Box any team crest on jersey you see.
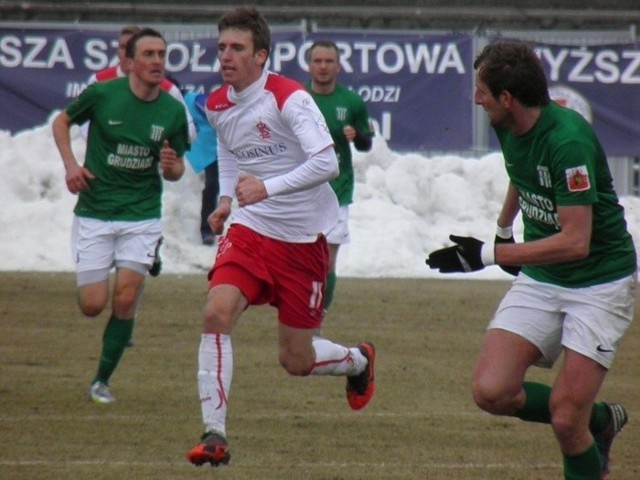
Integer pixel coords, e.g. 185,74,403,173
257,121,271,140
565,166,590,192
336,107,347,122
150,125,164,142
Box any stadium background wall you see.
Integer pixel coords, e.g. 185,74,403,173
1,1,639,195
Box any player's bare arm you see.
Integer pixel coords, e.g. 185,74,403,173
160,139,185,181
496,204,592,266
52,111,95,194
208,196,232,234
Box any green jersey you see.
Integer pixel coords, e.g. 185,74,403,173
66,77,189,221
496,102,636,287
307,83,373,205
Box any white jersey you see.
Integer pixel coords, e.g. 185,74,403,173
81,65,197,141
205,70,339,243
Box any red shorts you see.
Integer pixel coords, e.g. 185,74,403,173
208,224,328,329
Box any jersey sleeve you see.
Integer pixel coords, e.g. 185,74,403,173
167,102,190,157
281,89,334,157
551,137,599,206
66,83,101,126
262,91,338,196
352,96,374,138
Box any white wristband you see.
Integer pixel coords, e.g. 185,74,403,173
496,224,513,239
480,243,495,266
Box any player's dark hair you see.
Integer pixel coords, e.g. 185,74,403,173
473,41,550,107
218,7,271,59
125,27,166,59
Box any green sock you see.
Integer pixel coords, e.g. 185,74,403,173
563,442,601,480
588,402,610,434
515,381,552,424
516,382,609,435
324,271,337,310
93,315,134,385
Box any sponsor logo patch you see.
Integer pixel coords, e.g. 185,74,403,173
565,166,590,192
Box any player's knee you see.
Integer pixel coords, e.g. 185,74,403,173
549,397,583,443
202,306,234,333
471,379,511,414
77,276,109,316
550,411,582,445
279,354,313,376
113,289,139,315
78,297,106,317
202,290,242,333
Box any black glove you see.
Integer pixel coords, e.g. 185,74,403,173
494,233,521,276
426,235,486,273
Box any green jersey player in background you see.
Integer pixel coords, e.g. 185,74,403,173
306,40,374,314
52,27,189,404
427,40,636,480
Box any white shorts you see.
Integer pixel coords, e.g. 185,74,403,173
71,216,162,285
488,272,636,369
324,205,350,245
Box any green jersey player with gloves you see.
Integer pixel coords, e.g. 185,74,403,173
426,40,635,480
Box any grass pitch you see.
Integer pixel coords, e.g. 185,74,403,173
1,272,639,479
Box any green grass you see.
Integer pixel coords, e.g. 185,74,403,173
1,273,639,479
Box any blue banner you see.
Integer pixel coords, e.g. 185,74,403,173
296,33,474,152
537,42,640,157
0,26,473,152
2,26,639,155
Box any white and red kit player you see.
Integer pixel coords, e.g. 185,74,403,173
207,69,339,242
186,7,375,468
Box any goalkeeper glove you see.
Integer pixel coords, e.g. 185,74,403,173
426,235,493,273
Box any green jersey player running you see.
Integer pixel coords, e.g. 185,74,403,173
427,40,636,480
52,27,189,404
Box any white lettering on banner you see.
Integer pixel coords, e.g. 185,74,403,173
167,43,190,70
354,85,401,103
66,82,88,98
377,43,404,73
0,36,22,67
0,33,464,76
369,112,392,140
190,43,212,73
350,42,376,73
274,40,465,75
272,42,296,71
84,39,112,70
0,35,74,68
165,42,219,73
538,47,640,84
621,52,640,83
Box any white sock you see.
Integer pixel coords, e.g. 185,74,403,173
309,336,366,376
198,333,232,436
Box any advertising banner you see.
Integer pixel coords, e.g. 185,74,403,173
2,26,639,155
537,41,640,157
0,26,473,152
298,32,474,152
